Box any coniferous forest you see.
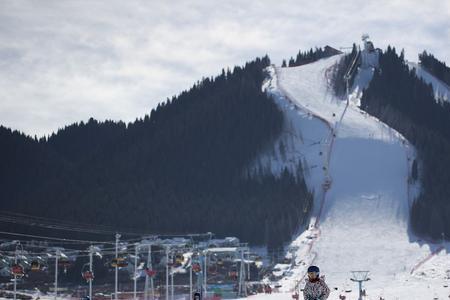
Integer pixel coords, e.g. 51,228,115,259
419,51,450,86
0,56,313,249
281,46,341,68
359,47,450,239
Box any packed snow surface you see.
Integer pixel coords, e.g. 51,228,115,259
256,56,450,299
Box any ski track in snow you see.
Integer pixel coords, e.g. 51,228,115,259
254,56,450,300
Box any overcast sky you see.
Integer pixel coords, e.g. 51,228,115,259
1,0,449,136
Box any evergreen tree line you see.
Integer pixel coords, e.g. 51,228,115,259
419,51,450,87
281,46,341,68
358,46,450,239
330,44,359,98
0,56,313,249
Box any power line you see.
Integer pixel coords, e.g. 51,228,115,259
0,212,214,238
0,212,145,236
1,211,120,230
0,230,115,244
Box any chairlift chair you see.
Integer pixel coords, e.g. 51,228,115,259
11,264,24,277
145,268,157,278
31,260,41,271
208,265,218,275
58,258,71,268
192,262,202,274
227,270,238,280
82,271,94,282
81,264,94,282
111,257,128,268
58,258,72,274
175,254,184,266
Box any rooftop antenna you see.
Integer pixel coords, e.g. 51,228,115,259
350,271,370,300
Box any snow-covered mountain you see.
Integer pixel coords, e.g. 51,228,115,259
254,55,450,299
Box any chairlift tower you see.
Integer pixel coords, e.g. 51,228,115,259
88,245,94,300
144,242,155,300
114,233,121,300
350,271,370,300
237,245,248,298
165,247,169,300
13,243,21,300
360,33,379,69
54,249,61,300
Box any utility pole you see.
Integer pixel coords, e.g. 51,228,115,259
115,233,121,300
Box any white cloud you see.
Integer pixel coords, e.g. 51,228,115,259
0,0,449,136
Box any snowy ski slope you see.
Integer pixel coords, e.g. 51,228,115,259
408,62,449,102
255,56,450,299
